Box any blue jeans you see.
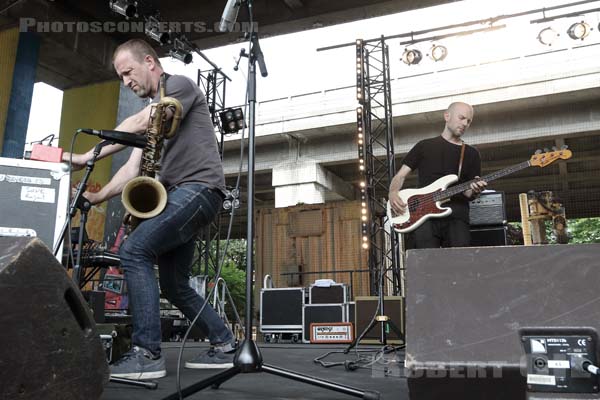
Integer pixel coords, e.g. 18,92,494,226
119,183,234,355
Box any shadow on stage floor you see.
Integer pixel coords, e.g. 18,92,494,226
101,342,406,400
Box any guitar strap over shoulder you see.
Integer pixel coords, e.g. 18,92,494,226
457,142,466,179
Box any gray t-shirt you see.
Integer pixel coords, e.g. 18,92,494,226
151,74,225,192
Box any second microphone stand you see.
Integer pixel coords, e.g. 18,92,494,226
162,4,379,399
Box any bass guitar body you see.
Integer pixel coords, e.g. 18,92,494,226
387,174,458,233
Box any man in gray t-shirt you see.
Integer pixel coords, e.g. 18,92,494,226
65,39,235,379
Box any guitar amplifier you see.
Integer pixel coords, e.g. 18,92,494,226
302,303,345,343
260,287,305,333
471,226,508,247
0,158,70,261
469,191,506,227
355,296,404,344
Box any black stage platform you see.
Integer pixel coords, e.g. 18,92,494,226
101,342,406,400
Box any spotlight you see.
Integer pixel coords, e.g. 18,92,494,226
567,21,591,40
401,48,422,65
145,16,171,45
428,44,447,62
537,27,559,46
170,49,193,64
169,38,193,64
219,108,245,134
109,0,138,19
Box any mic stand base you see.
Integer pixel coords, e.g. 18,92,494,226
162,339,380,400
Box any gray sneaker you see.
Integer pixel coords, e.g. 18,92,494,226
110,346,167,379
185,348,234,369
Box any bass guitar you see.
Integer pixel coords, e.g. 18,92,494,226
387,148,572,233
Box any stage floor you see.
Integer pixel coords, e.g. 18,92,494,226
101,342,406,400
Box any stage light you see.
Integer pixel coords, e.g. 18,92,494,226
537,27,559,46
401,48,422,65
109,0,138,19
145,16,171,45
428,44,447,61
567,21,591,40
170,48,193,64
219,108,246,134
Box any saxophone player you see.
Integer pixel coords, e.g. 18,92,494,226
64,39,235,378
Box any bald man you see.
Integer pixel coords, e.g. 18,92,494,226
388,102,487,248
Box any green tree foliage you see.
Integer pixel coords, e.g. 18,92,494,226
191,239,247,319
567,218,600,244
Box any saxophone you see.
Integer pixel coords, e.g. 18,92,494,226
121,74,183,224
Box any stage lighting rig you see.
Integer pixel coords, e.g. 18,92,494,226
537,27,559,46
428,44,447,61
219,108,245,133
145,16,171,45
109,0,138,19
567,21,591,40
223,189,241,211
401,48,422,65
169,38,193,64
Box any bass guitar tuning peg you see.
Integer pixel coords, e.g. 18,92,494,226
543,148,550,153
552,146,558,151
534,149,542,155
561,144,569,150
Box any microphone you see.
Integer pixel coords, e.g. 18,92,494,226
77,129,147,149
218,0,241,33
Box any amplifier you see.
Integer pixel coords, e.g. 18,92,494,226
469,191,506,227
302,303,345,343
309,283,348,304
355,296,404,344
471,226,507,247
0,158,70,261
260,287,305,333
309,322,354,344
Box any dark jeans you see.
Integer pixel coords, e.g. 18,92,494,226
119,183,233,355
413,218,471,249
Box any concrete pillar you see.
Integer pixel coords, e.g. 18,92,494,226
0,28,20,156
272,159,355,208
58,80,120,241
1,32,40,158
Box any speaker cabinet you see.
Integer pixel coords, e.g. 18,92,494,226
302,304,345,343
0,158,70,261
355,296,404,344
405,244,600,400
0,237,108,400
470,225,507,246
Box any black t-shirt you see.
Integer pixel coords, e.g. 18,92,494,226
401,135,481,223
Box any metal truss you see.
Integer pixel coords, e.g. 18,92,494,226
356,38,401,296
196,68,228,275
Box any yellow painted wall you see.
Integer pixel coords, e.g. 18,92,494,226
58,80,121,241
0,28,20,155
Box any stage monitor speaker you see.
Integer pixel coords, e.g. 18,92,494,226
355,296,404,344
0,237,108,400
405,244,600,400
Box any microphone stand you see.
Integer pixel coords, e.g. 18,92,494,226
162,2,379,399
55,140,112,287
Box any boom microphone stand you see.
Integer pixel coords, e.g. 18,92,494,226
162,3,379,399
